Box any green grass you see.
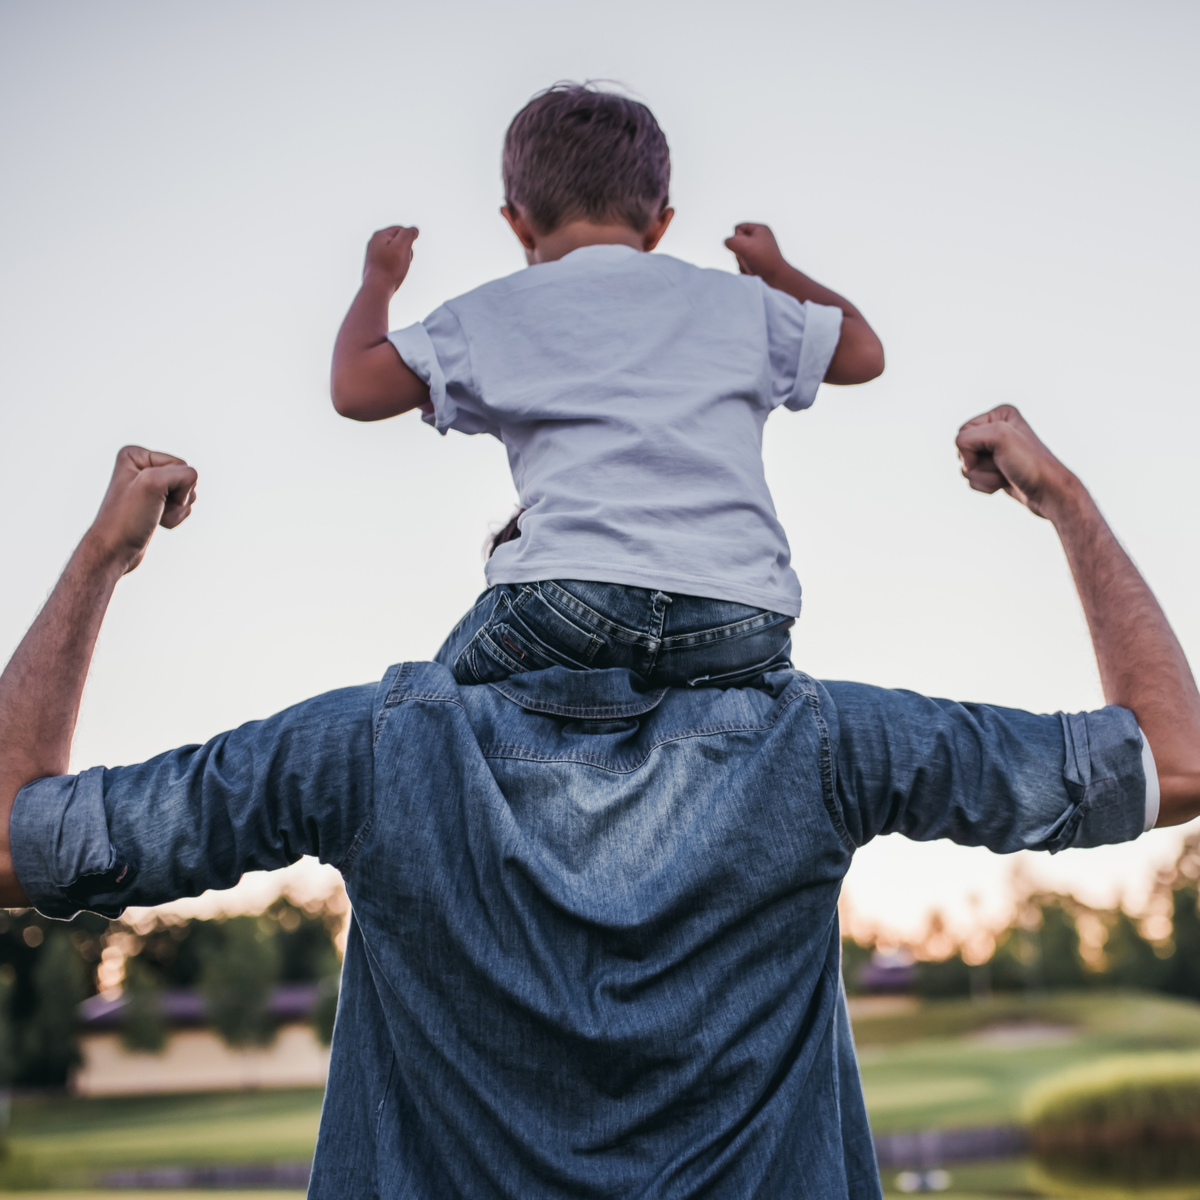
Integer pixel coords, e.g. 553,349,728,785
0,1088,323,1190
2,991,1199,1193
854,990,1200,1135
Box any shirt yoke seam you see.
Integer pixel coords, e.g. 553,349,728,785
479,686,811,774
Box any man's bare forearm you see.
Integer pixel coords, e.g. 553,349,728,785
957,406,1200,827
1046,478,1200,824
0,448,198,905
0,536,123,903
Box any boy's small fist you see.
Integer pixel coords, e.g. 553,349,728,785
725,223,786,282
363,225,419,291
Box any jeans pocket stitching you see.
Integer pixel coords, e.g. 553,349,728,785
486,622,592,673
539,582,645,644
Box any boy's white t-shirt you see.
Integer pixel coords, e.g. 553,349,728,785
389,244,843,616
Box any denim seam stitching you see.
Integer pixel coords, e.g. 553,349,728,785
539,583,655,647
660,613,788,649
383,662,415,709
480,686,810,773
374,1049,398,1137
395,691,466,707
470,635,530,678
484,692,669,719
485,617,594,673
336,814,375,874
808,691,856,853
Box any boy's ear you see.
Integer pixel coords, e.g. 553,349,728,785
501,205,538,252
642,207,675,253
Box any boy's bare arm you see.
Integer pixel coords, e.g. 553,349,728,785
331,226,431,421
725,224,885,386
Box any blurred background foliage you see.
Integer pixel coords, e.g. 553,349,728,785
0,897,342,1088
844,833,1200,1006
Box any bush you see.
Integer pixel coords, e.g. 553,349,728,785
120,958,167,1053
198,916,282,1047
1025,1051,1200,1150
915,952,972,999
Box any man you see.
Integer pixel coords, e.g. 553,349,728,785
1,407,1197,1199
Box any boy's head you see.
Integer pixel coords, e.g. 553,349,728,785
503,84,670,235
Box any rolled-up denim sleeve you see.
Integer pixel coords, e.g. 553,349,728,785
11,682,379,920
819,681,1146,853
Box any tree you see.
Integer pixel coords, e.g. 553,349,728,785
1162,886,1200,1000
269,899,340,983
915,952,972,999
1036,903,1087,991
1100,910,1168,991
19,929,86,1085
120,957,167,1053
198,916,282,1047
989,927,1034,992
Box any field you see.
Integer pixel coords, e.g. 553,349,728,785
0,1089,322,1192
4,990,1200,1193
856,989,1200,1134
856,990,1200,1197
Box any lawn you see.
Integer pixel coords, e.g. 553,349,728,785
3,991,1200,1193
0,1088,323,1191
857,989,1200,1197
854,989,1200,1134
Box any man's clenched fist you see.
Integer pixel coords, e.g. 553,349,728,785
956,405,1074,520
90,446,198,575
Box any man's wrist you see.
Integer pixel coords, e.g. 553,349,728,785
76,525,140,583
1039,468,1093,530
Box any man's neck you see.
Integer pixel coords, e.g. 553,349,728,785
528,220,644,264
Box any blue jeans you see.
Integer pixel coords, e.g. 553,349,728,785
435,580,795,688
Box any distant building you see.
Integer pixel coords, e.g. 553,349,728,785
857,947,916,995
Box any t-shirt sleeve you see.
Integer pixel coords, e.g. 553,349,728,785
819,680,1147,853
9,682,380,920
388,304,496,437
762,285,844,412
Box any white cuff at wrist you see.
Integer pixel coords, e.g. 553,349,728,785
1139,727,1160,832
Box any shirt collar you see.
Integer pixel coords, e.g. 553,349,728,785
487,667,667,719
557,243,641,264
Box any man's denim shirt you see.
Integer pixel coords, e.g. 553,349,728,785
12,664,1146,1199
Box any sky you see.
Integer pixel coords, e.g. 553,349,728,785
1,0,1198,944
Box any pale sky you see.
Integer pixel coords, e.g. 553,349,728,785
2,0,1198,943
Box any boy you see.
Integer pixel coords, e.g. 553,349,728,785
331,84,884,687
